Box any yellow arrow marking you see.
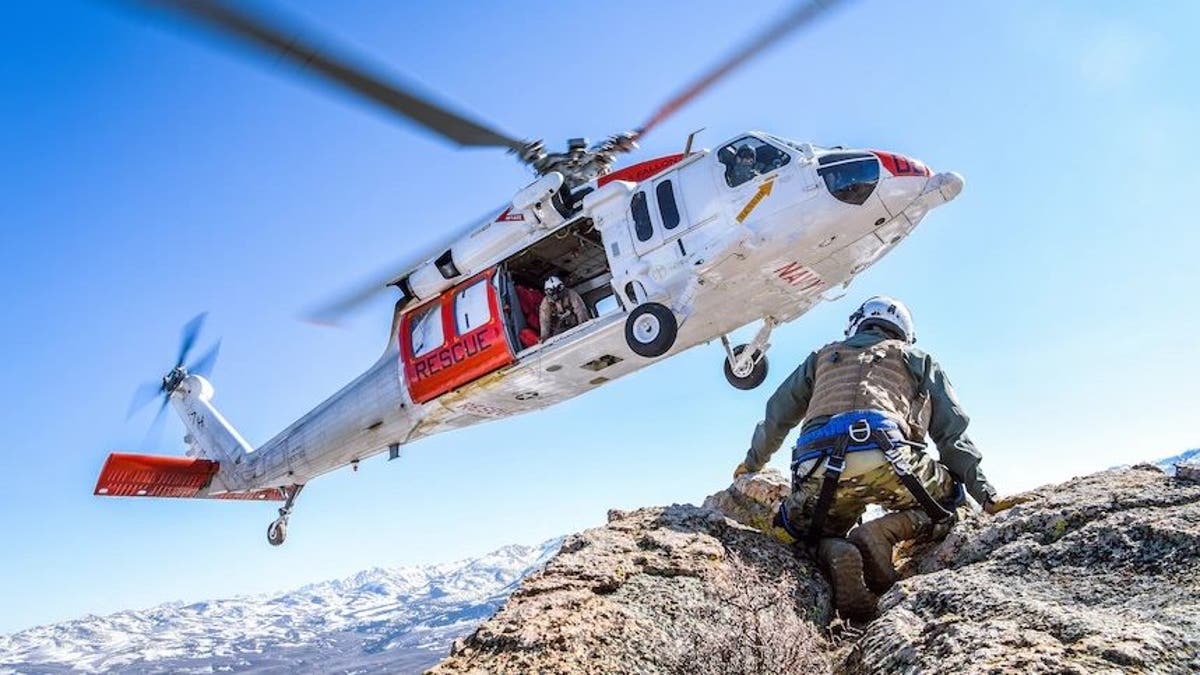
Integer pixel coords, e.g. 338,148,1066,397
736,179,775,223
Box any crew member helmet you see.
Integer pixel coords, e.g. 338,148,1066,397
544,275,565,295
845,295,916,343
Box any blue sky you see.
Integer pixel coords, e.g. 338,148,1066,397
1,1,1197,634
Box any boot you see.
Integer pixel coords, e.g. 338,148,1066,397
816,537,879,621
847,509,929,595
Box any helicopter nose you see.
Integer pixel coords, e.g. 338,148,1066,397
871,150,936,215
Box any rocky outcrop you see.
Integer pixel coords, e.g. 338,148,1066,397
849,463,1200,674
432,464,1200,674
430,504,833,674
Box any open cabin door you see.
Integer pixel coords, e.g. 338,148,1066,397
400,268,516,404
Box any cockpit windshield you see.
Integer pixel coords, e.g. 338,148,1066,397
718,137,791,188
817,153,880,205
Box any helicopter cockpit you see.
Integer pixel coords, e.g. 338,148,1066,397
718,136,792,188
815,151,881,205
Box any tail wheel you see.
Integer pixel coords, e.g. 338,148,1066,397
624,302,678,358
267,519,287,547
724,344,768,390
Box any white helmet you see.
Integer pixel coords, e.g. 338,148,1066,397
544,275,565,294
845,295,916,343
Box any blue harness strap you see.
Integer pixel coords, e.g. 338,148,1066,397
787,410,959,544
791,411,906,472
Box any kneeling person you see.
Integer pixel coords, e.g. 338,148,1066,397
734,296,999,619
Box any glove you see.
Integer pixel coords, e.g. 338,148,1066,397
733,462,753,479
983,493,1035,515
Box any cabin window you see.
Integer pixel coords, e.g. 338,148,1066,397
454,279,491,334
631,191,653,242
718,136,791,188
409,304,444,358
656,180,680,230
594,293,620,316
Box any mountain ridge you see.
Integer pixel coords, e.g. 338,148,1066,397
0,538,562,674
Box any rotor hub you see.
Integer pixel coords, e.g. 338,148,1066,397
162,366,188,395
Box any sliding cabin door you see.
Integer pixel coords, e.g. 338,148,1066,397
401,268,516,404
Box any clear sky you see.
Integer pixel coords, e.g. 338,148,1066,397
1,1,1197,635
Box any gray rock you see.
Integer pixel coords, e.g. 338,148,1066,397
848,465,1200,674
432,466,1200,674
429,503,832,674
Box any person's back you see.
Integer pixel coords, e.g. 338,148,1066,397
735,296,1006,620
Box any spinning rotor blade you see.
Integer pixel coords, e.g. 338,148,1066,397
188,340,221,378
177,311,207,367
633,0,848,140
303,207,501,326
142,397,172,451
129,0,527,151
127,381,165,420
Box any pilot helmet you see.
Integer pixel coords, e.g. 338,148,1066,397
845,295,916,343
544,275,565,296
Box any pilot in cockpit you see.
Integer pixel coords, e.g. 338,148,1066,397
728,144,759,187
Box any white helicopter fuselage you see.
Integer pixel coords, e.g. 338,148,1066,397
211,132,959,491
97,131,963,517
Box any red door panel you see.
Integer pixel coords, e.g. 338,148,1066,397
401,269,515,404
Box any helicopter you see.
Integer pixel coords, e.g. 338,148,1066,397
94,0,964,546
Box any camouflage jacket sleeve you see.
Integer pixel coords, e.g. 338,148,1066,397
743,352,818,471
910,350,998,505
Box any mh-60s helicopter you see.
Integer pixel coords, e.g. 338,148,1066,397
95,0,964,545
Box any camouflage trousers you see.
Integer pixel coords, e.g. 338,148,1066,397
782,445,956,539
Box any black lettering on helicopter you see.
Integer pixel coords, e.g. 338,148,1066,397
412,331,494,381
188,410,205,428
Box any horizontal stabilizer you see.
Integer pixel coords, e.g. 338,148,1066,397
94,453,284,501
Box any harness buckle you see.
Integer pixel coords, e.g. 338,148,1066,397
823,453,846,474
848,419,871,443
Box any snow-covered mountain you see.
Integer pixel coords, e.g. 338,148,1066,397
0,539,562,675
1154,448,1199,474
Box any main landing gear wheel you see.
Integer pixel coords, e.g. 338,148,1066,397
267,484,304,547
724,344,768,390
625,302,678,358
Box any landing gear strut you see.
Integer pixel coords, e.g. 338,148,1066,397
267,484,304,547
721,317,776,390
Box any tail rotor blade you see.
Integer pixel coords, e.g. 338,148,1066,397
177,312,208,367
141,397,172,451
127,381,165,420
188,340,221,378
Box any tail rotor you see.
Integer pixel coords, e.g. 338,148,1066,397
126,312,222,448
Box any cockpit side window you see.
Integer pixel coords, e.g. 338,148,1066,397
719,137,791,188
817,156,880,205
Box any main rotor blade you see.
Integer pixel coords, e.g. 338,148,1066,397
633,0,849,139
188,340,221,378
177,312,208,367
303,207,501,326
130,0,528,150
